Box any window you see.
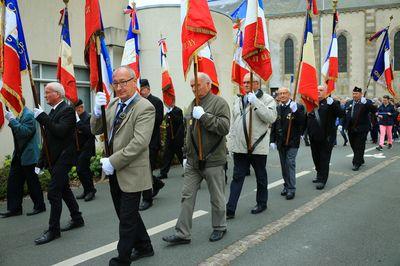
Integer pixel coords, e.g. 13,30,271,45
32,63,91,113
284,38,294,74
394,31,400,71
338,34,347,73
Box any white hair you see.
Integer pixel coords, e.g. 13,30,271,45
192,72,211,84
113,65,136,79
46,82,65,98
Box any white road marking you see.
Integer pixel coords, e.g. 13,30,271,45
53,210,208,266
346,147,377,157
254,170,311,191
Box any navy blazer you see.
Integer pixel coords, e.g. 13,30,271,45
344,99,376,133
377,103,396,126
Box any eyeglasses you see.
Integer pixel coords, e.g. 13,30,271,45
111,77,135,89
243,81,258,84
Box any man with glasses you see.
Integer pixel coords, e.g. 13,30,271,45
91,66,155,264
226,73,277,219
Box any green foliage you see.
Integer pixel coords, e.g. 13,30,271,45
68,166,79,180
90,150,103,179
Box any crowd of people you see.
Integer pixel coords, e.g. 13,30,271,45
0,66,397,265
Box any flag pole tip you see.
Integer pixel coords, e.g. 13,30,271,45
63,0,69,4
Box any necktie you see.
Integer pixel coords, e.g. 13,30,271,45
109,103,126,152
49,108,55,118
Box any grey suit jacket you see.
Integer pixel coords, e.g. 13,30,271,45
91,96,155,193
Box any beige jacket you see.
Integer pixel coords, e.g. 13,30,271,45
228,89,277,155
91,96,155,193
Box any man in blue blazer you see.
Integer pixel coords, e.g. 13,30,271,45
0,98,46,218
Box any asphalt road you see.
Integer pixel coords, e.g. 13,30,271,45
0,140,399,266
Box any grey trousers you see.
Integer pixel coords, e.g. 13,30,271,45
175,164,226,239
278,147,298,193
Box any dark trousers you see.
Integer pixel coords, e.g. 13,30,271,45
370,124,379,143
310,138,334,184
142,148,161,202
159,142,183,177
48,162,82,232
339,127,348,144
7,156,45,212
278,147,298,192
348,131,368,166
227,153,268,213
76,151,95,194
109,174,152,261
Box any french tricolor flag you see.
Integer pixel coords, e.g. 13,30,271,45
321,10,338,96
242,0,272,82
232,27,249,95
122,3,140,83
197,43,219,95
57,7,78,103
100,38,114,101
369,28,396,97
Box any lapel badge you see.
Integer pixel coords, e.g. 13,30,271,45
119,112,127,120
189,119,193,126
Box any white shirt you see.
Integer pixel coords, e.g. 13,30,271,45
52,100,64,110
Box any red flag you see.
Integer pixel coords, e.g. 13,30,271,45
84,0,102,90
158,38,175,106
197,44,219,95
232,26,249,95
242,0,272,82
0,102,4,128
181,0,217,79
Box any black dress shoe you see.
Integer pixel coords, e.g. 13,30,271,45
286,192,295,200
60,219,85,232
84,191,96,202
76,192,86,200
152,180,165,198
34,230,60,245
139,201,153,211
26,208,46,216
109,257,131,266
316,183,325,190
352,164,360,171
209,229,226,242
226,210,235,220
376,145,383,151
280,188,287,196
312,177,319,183
0,210,22,218
162,235,191,245
251,205,267,214
130,247,154,261
158,174,168,180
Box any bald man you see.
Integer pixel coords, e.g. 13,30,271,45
306,85,344,190
270,87,306,200
163,72,230,244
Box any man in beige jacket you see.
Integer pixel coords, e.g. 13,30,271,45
162,72,230,244
91,66,155,265
226,73,277,219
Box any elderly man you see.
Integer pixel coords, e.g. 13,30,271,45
92,66,155,265
74,99,96,202
163,72,230,244
0,98,46,218
33,82,84,245
270,87,305,200
344,87,376,171
226,73,277,219
307,85,344,189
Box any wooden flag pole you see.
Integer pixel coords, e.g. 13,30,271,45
247,71,254,153
285,7,309,146
95,35,111,157
194,55,203,161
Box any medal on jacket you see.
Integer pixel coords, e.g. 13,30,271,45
119,112,127,120
189,119,193,126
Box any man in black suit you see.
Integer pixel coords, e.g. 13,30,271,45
306,85,344,189
33,82,84,245
157,103,184,179
139,79,165,210
74,99,96,201
270,87,306,200
344,87,377,171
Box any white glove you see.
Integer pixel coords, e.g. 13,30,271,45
94,92,107,117
183,158,187,170
192,106,205,120
338,125,343,131
33,105,44,118
326,97,334,105
270,143,277,150
289,102,298,113
34,167,43,175
247,92,257,104
75,112,80,122
100,158,114,175
5,110,15,121
360,97,367,104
